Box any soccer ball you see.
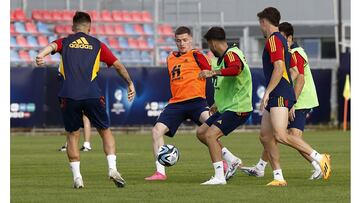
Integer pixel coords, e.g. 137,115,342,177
157,144,179,167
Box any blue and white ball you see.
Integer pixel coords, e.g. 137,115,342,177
157,144,180,167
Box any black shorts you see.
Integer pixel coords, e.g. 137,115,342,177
205,111,251,135
59,97,109,132
288,109,311,131
265,96,295,112
156,98,209,137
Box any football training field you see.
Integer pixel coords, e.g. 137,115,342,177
11,130,350,202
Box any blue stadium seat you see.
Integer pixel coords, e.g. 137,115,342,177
48,35,57,43
140,51,152,64
124,24,136,35
27,35,39,47
119,50,132,64
147,37,154,48
28,50,38,59
130,50,141,62
98,36,109,47
164,37,175,45
11,36,18,47
10,50,20,62
118,37,129,49
160,50,169,63
37,22,51,34
14,22,27,34
143,24,154,35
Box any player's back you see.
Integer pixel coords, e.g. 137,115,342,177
262,32,295,101
58,32,102,100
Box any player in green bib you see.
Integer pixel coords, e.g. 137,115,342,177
241,22,324,180
196,27,253,185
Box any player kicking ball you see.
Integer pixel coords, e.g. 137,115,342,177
241,22,322,180
145,26,241,181
197,27,253,185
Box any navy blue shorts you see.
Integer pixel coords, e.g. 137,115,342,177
59,97,109,132
156,98,209,137
205,111,251,135
288,109,311,131
265,96,295,112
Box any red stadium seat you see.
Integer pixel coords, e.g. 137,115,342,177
14,9,27,21
16,35,28,47
37,35,49,47
101,10,112,22
128,38,139,49
65,25,73,34
52,10,63,21
122,10,133,22
108,37,120,49
137,37,149,50
104,24,115,35
161,24,173,36
11,10,16,21
18,50,31,62
131,11,142,22
133,24,145,35
112,10,123,22
63,10,75,21
10,24,16,34
54,25,65,34
42,10,53,21
25,22,38,34
90,26,97,35
114,24,125,35
88,10,100,22
96,25,106,35
141,11,153,23
32,10,43,21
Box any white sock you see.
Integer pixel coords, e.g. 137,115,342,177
222,147,239,163
256,158,267,171
83,141,91,149
106,154,117,171
156,161,165,175
273,169,284,181
310,150,323,163
213,161,225,180
311,160,321,171
69,161,82,180
64,142,68,148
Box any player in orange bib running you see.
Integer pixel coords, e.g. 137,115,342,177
145,26,242,181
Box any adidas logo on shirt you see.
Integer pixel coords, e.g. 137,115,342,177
69,37,93,50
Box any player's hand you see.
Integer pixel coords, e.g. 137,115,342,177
198,70,214,79
260,92,269,112
35,55,45,67
289,106,296,121
127,82,136,102
209,105,218,115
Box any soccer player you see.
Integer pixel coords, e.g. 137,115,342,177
197,27,253,185
252,7,330,186
145,26,241,181
58,114,93,152
241,22,322,180
35,11,136,188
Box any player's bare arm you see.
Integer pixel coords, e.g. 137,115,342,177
35,42,57,66
113,60,136,102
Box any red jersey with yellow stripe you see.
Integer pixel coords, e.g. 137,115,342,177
167,49,211,103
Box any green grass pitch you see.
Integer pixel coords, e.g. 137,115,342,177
11,130,350,202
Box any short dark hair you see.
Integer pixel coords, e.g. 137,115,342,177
175,26,192,36
73,11,91,24
279,22,294,37
203,26,226,41
257,7,281,26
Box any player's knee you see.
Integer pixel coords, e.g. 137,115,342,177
273,131,287,143
152,125,164,140
196,128,206,144
289,129,302,137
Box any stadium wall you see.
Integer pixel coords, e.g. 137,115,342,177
11,67,332,128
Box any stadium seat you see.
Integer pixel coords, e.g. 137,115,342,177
10,24,16,34
108,37,120,49
143,24,154,35
133,24,145,35
128,38,139,49
10,10,15,21
10,50,20,62
18,50,31,62
62,10,75,21
11,36,18,47
25,22,38,34
138,37,149,50
64,25,73,34
130,50,141,63
120,50,132,63
16,35,28,47
141,11,153,23
37,35,49,47
124,24,136,35
48,35,57,43
147,37,154,48
140,51,152,64
54,25,65,34
32,10,43,21
52,10,63,21
114,24,125,35
160,50,169,63
13,9,27,21
28,50,38,59
14,22,27,34
37,22,51,34
101,10,113,22
118,37,129,49
98,36,108,46
88,10,100,22
164,37,175,45
104,24,115,35
122,10,133,22
131,11,142,22
42,10,53,21
27,35,39,47
96,25,106,35
112,10,123,22
161,24,173,36
90,26,97,35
